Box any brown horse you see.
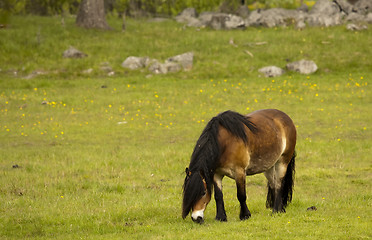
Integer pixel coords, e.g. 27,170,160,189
182,109,296,223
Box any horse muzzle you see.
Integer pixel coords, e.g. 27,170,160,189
191,210,204,224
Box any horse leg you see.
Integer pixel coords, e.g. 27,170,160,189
264,162,287,213
236,170,251,220
213,174,227,221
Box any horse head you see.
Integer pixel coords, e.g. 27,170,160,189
182,168,211,223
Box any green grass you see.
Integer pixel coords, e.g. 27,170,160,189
0,15,371,239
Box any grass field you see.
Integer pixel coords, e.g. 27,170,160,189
0,15,371,239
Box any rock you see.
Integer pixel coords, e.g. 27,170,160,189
208,13,245,30
63,46,87,58
286,60,318,75
148,61,182,74
166,52,194,71
100,62,113,73
310,0,340,16
353,0,372,15
225,14,245,29
82,68,93,74
123,52,194,74
23,70,47,79
246,8,306,28
334,0,353,14
367,13,372,23
346,23,368,31
121,56,149,70
295,20,306,30
236,5,250,18
162,62,182,73
345,12,367,22
297,4,309,12
306,0,344,27
258,66,285,77
175,8,198,23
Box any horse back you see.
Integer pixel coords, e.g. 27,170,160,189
217,109,296,177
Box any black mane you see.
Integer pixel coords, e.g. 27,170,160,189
182,110,256,218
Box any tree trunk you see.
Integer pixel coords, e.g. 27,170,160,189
76,0,111,30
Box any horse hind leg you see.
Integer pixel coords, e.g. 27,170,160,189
264,152,295,213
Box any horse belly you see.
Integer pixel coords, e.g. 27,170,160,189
245,143,283,175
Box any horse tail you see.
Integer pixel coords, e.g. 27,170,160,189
266,150,296,210
282,150,296,208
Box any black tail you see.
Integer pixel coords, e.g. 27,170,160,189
282,151,296,207
266,151,296,210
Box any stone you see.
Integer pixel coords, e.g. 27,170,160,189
121,56,149,70
100,62,113,73
353,0,372,15
295,20,306,30
297,4,309,12
367,13,372,23
334,0,353,14
148,61,182,74
246,8,306,28
346,23,368,31
286,60,318,75
345,12,367,22
63,46,87,58
258,66,285,77
166,52,194,71
82,68,93,74
208,13,245,30
236,5,250,18
310,0,340,15
175,8,198,23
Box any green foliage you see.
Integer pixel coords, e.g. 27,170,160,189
0,16,371,239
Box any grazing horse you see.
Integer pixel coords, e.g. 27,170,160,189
182,109,296,223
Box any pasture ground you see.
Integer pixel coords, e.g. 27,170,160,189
0,16,371,239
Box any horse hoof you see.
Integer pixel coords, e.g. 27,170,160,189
216,216,227,222
240,214,251,220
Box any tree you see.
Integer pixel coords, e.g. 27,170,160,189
76,0,111,30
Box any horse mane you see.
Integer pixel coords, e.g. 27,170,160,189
182,110,257,218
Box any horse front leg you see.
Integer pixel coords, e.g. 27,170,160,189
213,174,227,221
236,171,251,220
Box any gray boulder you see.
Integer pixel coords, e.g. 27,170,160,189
307,0,344,27
258,66,285,77
286,60,318,74
353,0,372,15
346,23,368,31
121,56,150,70
175,8,197,21
148,61,182,74
246,8,306,28
63,46,87,58
310,0,340,15
166,52,194,71
208,13,245,30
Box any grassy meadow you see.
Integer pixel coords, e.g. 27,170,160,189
0,15,371,239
